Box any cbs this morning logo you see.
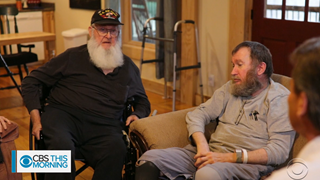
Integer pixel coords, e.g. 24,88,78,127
286,158,308,180
12,150,71,173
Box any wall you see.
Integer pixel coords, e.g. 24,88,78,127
198,0,230,96
44,0,232,97
0,0,15,4
1,0,247,99
136,0,233,98
41,0,105,55
0,0,103,56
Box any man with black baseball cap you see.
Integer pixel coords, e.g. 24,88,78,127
22,8,150,180
91,8,124,25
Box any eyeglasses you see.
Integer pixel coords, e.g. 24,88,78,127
92,26,119,37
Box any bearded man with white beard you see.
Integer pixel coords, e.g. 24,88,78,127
21,8,150,180
135,41,295,180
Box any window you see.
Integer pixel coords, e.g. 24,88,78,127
308,0,320,22
265,0,320,22
131,0,157,42
265,0,282,19
121,0,156,61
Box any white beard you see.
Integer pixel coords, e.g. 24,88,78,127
87,36,124,70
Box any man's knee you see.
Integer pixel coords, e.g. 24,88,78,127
43,134,75,151
135,160,160,180
102,139,127,159
86,140,127,169
195,166,222,180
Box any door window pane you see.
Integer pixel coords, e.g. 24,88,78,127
308,0,320,23
265,0,282,19
131,0,157,43
285,0,305,21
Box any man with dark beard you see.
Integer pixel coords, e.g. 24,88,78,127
135,41,295,180
21,8,150,180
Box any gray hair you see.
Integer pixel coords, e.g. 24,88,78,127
232,41,273,78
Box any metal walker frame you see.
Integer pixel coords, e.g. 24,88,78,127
140,18,204,111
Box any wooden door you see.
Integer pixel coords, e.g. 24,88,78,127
252,0,320,76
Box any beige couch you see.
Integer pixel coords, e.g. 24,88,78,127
129,74,308,178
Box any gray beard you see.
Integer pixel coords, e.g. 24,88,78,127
231,68,262,97
87,36,124,70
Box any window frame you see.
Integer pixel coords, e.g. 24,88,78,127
121,0,155,60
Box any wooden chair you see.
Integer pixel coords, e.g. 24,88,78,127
0,6,38,95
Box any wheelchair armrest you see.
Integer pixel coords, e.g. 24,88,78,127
35,131,46,150
124,97,135,118
122,97,135,133
129,130,149,156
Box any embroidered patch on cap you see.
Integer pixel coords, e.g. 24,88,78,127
91,8,123,25
98,9,120,20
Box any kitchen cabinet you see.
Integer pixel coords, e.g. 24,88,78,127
42,10,55,33
42,10,55,61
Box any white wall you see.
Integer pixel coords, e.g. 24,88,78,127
199,0,229,96
137,0,232,97
41,0,104,55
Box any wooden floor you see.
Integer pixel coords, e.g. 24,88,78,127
0,64,193,180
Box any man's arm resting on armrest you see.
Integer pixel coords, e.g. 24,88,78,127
245,148,268,164
192,131,268,169
195,148,269,169
30,109,42,140
207,148,269,164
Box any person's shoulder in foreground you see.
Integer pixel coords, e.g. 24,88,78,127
267,37,320,180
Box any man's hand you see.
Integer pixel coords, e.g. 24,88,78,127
32,122,42,140
30,109,42,140
195,148,269,168
126,115,139,126
194,152,234,169
193,145,210,169
0,116,11,133
192,132,210,168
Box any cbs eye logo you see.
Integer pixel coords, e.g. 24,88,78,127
286,158,308,180
20,155,33,168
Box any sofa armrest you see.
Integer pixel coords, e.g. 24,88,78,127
275,133,308,170
129,108,196,155
260,133,308,179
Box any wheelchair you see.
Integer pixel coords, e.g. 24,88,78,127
29,84,137,180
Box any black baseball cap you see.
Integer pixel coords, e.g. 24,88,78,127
91,8,123,25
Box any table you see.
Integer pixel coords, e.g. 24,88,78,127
0,31,56,62
0,31,55,95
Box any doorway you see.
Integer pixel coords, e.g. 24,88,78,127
252,0,320,76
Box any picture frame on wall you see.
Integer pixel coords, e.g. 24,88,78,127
70,0,101,10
